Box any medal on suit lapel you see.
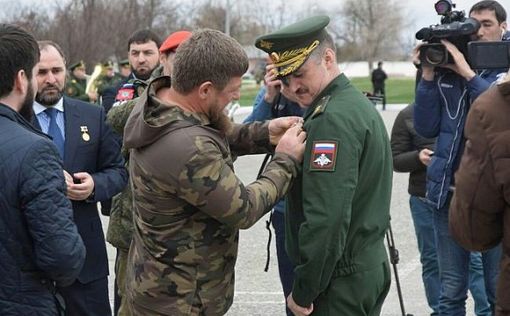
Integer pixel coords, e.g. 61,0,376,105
80,126,90,142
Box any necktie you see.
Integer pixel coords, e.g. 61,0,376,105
45,108,65,159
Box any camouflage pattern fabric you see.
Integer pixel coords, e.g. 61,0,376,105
106,98,137,251
65,73,89,102
105,72,159,250
115,249,132,316
123,76,299,315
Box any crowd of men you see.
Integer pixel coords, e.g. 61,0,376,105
0,0,509,315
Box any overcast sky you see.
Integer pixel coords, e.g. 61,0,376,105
5,0,510,40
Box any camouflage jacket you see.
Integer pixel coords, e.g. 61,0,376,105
65,74,89,102
123,76,298,315
105,70,160,250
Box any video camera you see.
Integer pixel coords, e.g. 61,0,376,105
416,0,480,67
416,0,510,69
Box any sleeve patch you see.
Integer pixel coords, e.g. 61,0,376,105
309,141,337,172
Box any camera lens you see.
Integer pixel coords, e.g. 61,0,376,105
425,46,445,65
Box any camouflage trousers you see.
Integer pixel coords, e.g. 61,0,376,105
116,248,132,316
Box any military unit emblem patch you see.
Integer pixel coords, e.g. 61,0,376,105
310,141,337,171
115,85,135,101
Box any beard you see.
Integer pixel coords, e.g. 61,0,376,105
35,84,63,106
209,107,233,137
19,81,35,121
132,66,154,81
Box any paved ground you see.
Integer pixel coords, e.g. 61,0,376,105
101,103,478,316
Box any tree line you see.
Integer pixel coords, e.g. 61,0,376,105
1,0,409,73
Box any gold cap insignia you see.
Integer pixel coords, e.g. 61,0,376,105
259,40,273,50
272,40,320,78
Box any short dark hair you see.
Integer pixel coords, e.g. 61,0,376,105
310,31,336,62
127,29,161,51
37,40,67,63
0,24,39,98
470,0,507,24
171,29,248,94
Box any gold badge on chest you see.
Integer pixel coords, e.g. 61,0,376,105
80,126,90,142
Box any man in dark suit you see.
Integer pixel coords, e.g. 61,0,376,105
33,40,128,316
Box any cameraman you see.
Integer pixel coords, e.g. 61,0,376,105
414,1,507,315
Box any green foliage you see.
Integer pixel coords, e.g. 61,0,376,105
350,77,416,104
239,82,261,107
239,76,416,107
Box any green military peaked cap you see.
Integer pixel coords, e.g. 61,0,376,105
102,60,114,68
119,59,130,67
69,60,85,71
255,15,330,78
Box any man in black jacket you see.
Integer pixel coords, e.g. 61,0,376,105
391,103,493,316
0,24,85,315
391,103,438,314
371,61,388,110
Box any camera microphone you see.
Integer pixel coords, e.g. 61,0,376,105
416,28,432,41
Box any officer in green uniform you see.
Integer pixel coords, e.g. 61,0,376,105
95,60,124,104
256,16,393,316
65,60,96,102
118,59,131,79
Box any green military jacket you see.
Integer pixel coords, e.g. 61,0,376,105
123,76,298,315
65,74,89,102
285,74,393,307
96,73,124,96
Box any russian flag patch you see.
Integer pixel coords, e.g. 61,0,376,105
310,141,337,171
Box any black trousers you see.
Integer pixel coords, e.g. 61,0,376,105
59,277,111,316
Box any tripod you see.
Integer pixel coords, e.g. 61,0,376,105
386,220,413,316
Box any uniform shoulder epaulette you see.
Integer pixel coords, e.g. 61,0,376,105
311,95,331,119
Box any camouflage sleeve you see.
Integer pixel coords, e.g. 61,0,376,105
227,121,273,156
177,136,297,229
106,99,137,136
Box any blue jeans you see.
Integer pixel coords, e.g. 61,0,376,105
433,196,502,316
410,196,440,315
272,210,295,316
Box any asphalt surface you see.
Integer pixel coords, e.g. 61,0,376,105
101,104,478,316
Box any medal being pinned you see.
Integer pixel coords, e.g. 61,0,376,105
80,126,90,142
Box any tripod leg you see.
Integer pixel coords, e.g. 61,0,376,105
386,226,413,316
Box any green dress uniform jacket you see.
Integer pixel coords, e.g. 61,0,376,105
96,73,124,96
123,77,299,315
65,73,89,102
286,74,393,314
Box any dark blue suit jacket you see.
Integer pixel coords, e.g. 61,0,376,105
35,97,127,284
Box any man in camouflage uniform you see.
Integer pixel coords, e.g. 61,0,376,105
65,60,97,102
118,59,131,79
123,29,306,316
106,30,190,316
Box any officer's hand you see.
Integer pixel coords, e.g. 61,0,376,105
287,293,313,316
268,116,303,145
275,124,306,163
419,148,434,166
67,172,95,201
440,39,476,80
264,64,283,103
88,91,98,102
413,44,434,81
